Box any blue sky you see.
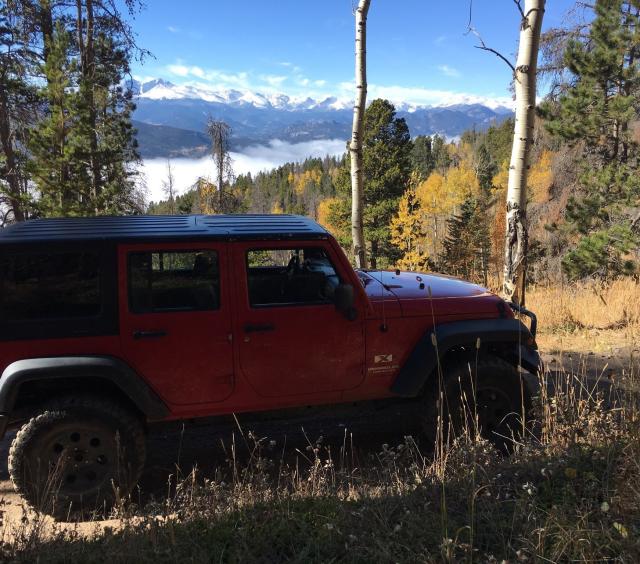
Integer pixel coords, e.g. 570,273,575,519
127,0,577,106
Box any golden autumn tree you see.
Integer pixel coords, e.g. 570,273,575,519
528,149,554,203
489,163,509,274
293,169,322,197
196,178,217,214
390,180,431,271
317,197,342,232
413,165,480,258
317,197,351,249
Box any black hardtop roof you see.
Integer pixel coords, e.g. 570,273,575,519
0,214,329,245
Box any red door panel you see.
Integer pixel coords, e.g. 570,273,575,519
234,242,365,397
118,242,234,406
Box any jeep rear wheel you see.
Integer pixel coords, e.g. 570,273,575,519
8,395,146,520
422,356,532,453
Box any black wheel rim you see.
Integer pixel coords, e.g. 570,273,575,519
475,387,520,442
30,422,120,498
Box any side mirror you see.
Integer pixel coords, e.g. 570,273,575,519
334,284,357,320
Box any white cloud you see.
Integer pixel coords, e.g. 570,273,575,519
336,81,512,110
260,74,288,87
434,35,447,45
314,79,327,87
190,66,206,79
166,63,250,89
167,64,190,77
278,61,302,73
167,25,180,33
437,65,461,78
140,139,346,203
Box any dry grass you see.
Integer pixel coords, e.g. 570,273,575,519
528,278,640,332
528,279,640,360
1,361,639,563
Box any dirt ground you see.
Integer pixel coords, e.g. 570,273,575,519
1,331,637,538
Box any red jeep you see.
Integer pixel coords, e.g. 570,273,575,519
0,214,540,517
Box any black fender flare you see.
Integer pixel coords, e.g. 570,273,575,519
391,318,542,397
0,355,170,424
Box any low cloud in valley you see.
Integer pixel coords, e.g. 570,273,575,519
141,138,347,204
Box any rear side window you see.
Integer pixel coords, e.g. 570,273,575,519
0,252,101,321
129,250,219,313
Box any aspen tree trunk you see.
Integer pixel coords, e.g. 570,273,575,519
503,0,545,306
350,0,370,269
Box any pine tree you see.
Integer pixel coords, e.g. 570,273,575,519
0,0,38,223
475,144,497,192
336,99,412,267
28,16,80,215
411,135,435,180
431,134,451,175
541,0,640,278
28,0,143,217
439,197,491,285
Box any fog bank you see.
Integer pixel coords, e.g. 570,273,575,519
140,138,346,204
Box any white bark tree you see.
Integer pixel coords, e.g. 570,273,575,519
503,0,545,306
349,0,371,269
162,159,176,214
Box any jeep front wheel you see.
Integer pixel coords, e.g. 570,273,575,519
422,355,532,453
8,395,146,520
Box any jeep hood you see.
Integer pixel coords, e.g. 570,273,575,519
359,270,504,317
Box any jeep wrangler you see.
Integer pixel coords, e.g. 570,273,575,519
0,214,540,518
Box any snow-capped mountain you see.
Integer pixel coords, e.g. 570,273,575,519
130,78,352,111
128,78,513,158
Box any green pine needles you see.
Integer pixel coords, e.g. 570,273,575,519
542,0,640,279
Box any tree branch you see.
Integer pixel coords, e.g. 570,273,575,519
468,26,516,74
513,0,525,19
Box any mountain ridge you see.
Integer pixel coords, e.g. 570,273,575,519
130,78,514,158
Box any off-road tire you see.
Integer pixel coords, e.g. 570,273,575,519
8,395,146,520
421,355,532,453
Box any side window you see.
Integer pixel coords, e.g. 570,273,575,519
0,252,101,321
129,250,219,313
247,247,340,307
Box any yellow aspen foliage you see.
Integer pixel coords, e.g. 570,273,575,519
413,172,450,258
390,187,430,271
443,165,480,204
410,165,481,259
415,172,446,214
293,169,322,196
416,165,479,216
528,150,553,203
491,161,509,194
287,171,295,185
271,201,284,214
197,178,217,214
317,197,341,231
456,141,476,170
317,197,350,244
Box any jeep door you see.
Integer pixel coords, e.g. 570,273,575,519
234,241,365,397
118,242,234,405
